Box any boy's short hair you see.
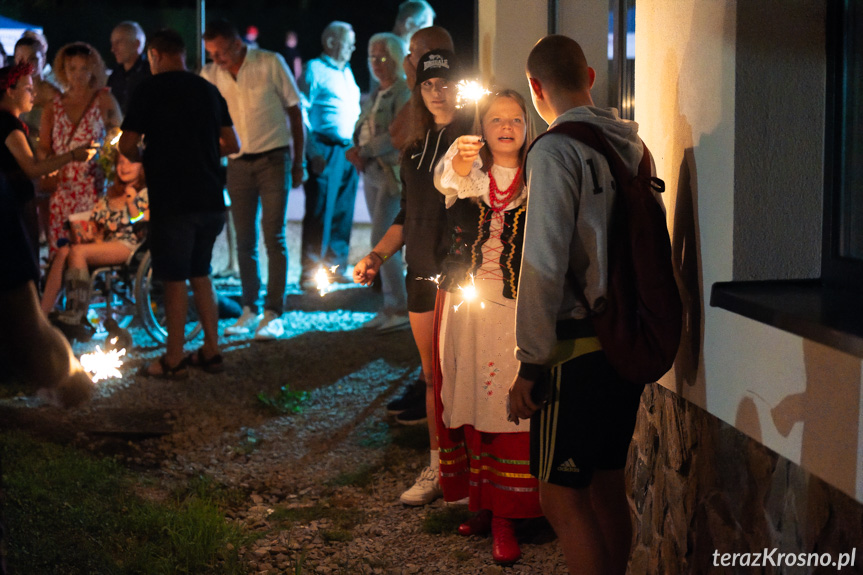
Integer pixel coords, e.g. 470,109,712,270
527,35,590,93
148,29,185,55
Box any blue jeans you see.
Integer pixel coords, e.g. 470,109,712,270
301,135,358,278
227,148,290,314
362,162,406,314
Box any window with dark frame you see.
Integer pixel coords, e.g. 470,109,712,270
825,0,863,286
711,0,863,357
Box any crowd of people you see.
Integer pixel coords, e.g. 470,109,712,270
0,1,662,572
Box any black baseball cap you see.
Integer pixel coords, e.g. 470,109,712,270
415,49,457,83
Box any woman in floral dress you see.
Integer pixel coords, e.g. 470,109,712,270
38,42,121,253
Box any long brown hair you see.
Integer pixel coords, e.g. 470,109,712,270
403,82,472,152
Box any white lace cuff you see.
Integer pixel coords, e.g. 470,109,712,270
435,140,489,208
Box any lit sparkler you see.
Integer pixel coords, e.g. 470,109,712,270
456,79,491,135
456,80,491,109
109,130,122,146
414,274,442,285
453,274,478,312
80,339,126,382
315,265,339,297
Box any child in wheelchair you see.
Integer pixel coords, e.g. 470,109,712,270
41,152,148,328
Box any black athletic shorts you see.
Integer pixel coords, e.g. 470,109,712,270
148,211,225,281
405,269,438,313
530,342,645,489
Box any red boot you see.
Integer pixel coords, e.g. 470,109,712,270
491,516,521,564
458,509,492,536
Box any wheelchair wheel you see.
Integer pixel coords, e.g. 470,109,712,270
135,251,203,344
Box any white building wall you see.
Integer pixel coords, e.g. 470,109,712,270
478,0,863,501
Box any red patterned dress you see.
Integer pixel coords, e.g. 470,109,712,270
432,142,541,520
47,91,106,253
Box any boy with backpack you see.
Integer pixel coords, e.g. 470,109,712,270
508,34,674,574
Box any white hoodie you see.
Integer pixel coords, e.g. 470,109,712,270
514,105,643,372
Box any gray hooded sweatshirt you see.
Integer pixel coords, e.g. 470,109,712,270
514,105,644,377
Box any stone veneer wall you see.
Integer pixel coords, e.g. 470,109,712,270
628,384,863,574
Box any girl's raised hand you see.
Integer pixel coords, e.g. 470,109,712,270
453,135,484,176
456,135,484,163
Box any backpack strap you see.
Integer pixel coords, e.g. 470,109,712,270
525,120,665,196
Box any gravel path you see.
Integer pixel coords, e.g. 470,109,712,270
2,279,567,574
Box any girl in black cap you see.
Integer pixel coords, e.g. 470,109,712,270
353,49,471,506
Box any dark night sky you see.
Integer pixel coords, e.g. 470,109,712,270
1,0,476,92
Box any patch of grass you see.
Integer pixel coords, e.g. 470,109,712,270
330,463,383,488
452,549,473,562
257,385,311,414
176,474,248,509
270,500,365,532
320,529,353,543
0,431,247,574
422,505,474,535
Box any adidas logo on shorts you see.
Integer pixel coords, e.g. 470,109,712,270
556,458,581,473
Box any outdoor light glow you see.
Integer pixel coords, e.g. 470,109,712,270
456,79,490,109
80,340,126,382
315,265,338,297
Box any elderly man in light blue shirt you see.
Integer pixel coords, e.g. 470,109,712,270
299,21,361,289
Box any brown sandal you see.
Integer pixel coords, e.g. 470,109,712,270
186,349,225,374
139,355,190,380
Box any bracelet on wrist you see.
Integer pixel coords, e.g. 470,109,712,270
369,250,388,263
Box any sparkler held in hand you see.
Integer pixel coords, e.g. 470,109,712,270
456,79,491,135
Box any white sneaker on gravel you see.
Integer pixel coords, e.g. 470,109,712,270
255,310,284,340
377,313,410,334
225,306,261,335
399,466,442,506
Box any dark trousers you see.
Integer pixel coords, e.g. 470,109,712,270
301,138,358,278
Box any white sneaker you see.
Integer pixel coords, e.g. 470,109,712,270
377,313,410,333
254,310,284,340
224,306,261,335
362,313,388,329
399,466,442,506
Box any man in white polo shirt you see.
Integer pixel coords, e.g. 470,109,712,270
202,18,305,340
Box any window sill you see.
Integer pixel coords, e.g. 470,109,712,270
710,279,863,357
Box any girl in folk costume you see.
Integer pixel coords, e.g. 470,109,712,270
433,89,539,564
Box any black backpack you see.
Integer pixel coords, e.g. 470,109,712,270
528,121,681,384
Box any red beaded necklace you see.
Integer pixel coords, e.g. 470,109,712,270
488,167,523,212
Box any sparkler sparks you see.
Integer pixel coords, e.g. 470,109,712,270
80,339,126,382
456,80,491,136
414,274,442,285
456,80,491,109
109,130,122,146
315,265,339,297
453,274,478,312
